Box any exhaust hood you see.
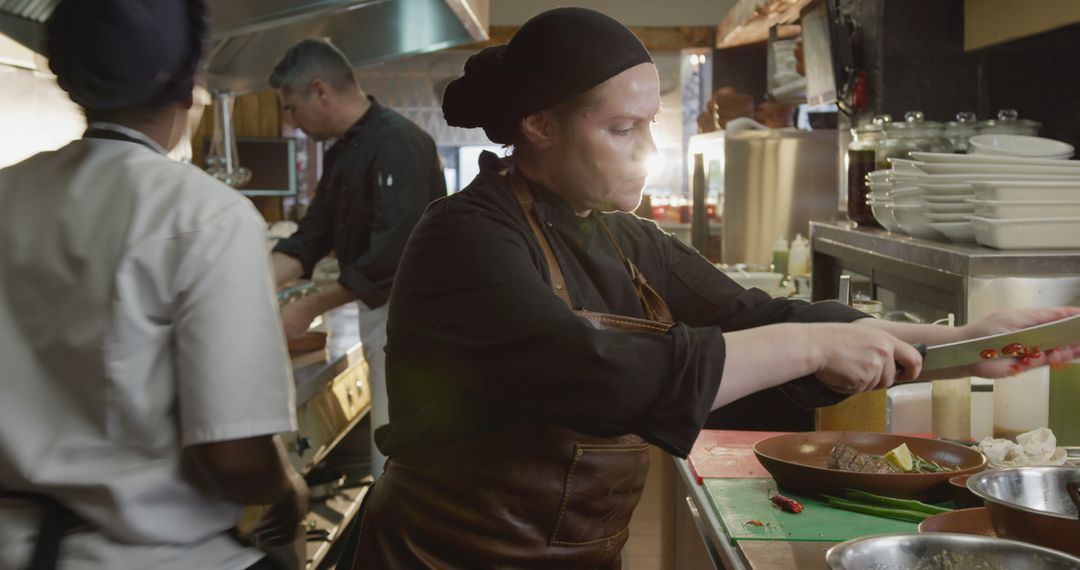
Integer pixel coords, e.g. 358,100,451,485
0,0,488,95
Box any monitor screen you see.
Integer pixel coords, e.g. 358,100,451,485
802,0,838,107
231,137,298,196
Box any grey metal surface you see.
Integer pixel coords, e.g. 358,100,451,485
826,532,1080,569
811,222,1080,278
968,466,1080,520
673,457,745,570
722,129,838,266
0,0,487,95
922,314,1080,371
292,302,363,406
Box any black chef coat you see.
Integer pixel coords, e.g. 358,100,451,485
376,151,867,458
273,97,447,308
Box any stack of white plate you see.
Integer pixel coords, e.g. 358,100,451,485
908,140,1080,249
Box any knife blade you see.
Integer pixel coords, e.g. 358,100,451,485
919,314,1080,372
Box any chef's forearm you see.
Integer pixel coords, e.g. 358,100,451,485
297,282,359,318
711,323,820,409
272,252,304,287
190,435,303,506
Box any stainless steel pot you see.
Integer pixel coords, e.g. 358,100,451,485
826,532,1080,569
967,466,1080,556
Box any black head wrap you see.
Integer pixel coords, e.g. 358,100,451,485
46,0,206,110
443,7,652,145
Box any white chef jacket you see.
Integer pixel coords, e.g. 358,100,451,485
0,126,297,569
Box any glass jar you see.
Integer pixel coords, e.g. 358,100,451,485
876,111,952,168
975,109,1040,136
845,116,889,226
944,111,978,154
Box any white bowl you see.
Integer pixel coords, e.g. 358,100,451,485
867,169,892,184
889,159,924,173
910,151,1080,167
969,134,1075,159
929,221,976,243
926,201,975,213
891,188,925,206
870,201,903,233
893,205,943,239
925,212,971,222
972,180,1080,201
971,215,1080,249
969,198,1080,219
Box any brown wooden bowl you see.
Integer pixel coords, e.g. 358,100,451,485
288,331,327,353
753,432,987,501
918,507,995,537
948,473,983,509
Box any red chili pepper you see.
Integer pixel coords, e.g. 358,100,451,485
980,349,998,360
771,494,804,513
745,519,766,527
1002,343,1023,356
1025,347,1042,359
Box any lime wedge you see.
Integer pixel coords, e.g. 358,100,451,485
883,443,914,472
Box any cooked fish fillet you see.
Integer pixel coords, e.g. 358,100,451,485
827,443,900,474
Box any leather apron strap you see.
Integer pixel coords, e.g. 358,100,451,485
505,171,675,332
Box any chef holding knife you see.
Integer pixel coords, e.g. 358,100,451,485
348,8,1080,567
0,1,306,568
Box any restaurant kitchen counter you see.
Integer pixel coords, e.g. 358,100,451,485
291,302,366,405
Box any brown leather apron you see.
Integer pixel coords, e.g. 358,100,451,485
350,173,675,569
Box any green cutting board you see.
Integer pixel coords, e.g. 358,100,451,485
703,478,918,543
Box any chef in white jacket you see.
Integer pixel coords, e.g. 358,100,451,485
0,1,308,568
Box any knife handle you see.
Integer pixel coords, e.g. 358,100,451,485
896,343,929,377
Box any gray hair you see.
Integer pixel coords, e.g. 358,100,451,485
269,38,357,94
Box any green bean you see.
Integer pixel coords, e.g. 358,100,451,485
841,489,953,515
823,495,933,522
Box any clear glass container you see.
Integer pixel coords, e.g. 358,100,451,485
944,111,978,154
975,109,1041,136
845,115,889,226
876,111,952,168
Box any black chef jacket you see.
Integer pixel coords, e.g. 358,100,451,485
375,151,867,458
273,97,447,308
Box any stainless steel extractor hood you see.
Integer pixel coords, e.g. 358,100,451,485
0,0,488,94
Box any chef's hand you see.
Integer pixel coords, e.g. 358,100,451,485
252,474,309,549
812,323,924,393
280,301,315,340
952,306,1080,378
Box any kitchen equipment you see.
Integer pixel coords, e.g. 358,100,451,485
967,466,1080,555
847,117,890,225
972,215,1080,249
947,475,983,509
753,432,987,501
970,199,1080,219
917,313,1080,371
702,478,916,543
827,533,1080,569
877,111,952,167
943,111,978,154
974,109,1042,137
970,134,1075,159
714,128,838,266
917,507,995,535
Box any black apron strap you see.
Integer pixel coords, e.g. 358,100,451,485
83,127,160,153
0,490,84,570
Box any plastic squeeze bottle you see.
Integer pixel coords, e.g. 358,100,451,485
788,233,810,277
771,235,789,276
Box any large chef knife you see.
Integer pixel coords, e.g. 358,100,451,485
914,313,1080,372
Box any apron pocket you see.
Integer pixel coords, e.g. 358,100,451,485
549,442,650,546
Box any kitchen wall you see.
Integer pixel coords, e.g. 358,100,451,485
0,35,83,169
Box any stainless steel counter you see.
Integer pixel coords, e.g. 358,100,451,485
291,303,364,405
812,221,1080,277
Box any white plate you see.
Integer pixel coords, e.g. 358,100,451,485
917,183,976,196
971,215,1080,249
891,188,925,205
888,159,924,173
893,206,944,240
923,194,973,204
925,202,975,213
919,173,1080,184
910,152,1080,167
928,221,976,243
925,212,971,222
915,162,1080,176
870,201,903,233
972,181,1080,201
969,198,1080,219
969,134,1075,159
